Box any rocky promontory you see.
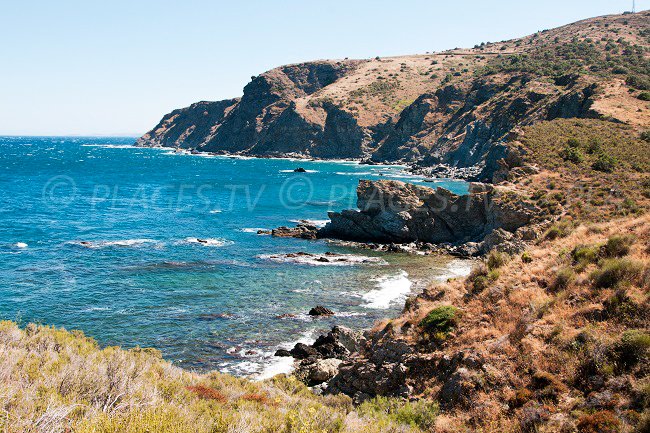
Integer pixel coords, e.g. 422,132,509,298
320,180,536,248
265,179,540,255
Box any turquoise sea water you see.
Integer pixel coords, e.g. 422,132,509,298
0,136,470,377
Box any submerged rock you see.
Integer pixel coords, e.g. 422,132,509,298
294,167,307,173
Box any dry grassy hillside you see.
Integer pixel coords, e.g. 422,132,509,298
359,215,649,432
0,321,440,433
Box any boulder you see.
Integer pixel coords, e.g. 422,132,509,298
274,349,292,357
309,358,343,384
290,343,320,360
309,306,335,316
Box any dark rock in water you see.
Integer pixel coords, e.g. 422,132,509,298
197,238,208,244
271,224,318,240
274,349,292,357
309,306,335,316
290,343,320,359
294,167,307,173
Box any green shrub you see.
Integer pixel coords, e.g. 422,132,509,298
551,267,576,291
487,250,509,270
590,258,643,288
603,235,635,258
638,92,650,101
592,153,617,173
521,251,533,263
358,396,438,430
544,220,573,240
571,244,601,265
642,131,650,143
420,306,459,336
614,330,650,369
627,74,650,90
561,145,584,163
567,138,581,148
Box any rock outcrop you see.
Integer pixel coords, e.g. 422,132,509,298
319,180,536,248
280,326,366,387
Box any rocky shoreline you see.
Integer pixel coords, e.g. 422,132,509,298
262,176,548,400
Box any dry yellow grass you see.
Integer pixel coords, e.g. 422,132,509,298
0,321,436,433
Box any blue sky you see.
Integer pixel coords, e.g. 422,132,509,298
0,0,646,136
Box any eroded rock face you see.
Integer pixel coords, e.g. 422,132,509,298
319,180,535,245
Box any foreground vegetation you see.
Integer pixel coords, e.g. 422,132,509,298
0,321,437,433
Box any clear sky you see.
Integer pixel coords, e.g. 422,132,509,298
1,0,647,136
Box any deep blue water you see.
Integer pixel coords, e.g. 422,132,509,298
0,136,470,377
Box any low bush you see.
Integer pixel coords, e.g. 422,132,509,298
603,234,635,258
358,396,439,430
627,74,650,90
544,220,574,240
592,153,617,173
590,258,643,288
551,267,576,292
638,92,650,101
577,410,621,433
420,306,459,337
613,330,650,369
571,244,601,265
521,251,533,263
487,250,509,270
561,145,584,163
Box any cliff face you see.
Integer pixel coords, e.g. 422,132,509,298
136,12,649,179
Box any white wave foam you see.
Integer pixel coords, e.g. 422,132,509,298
362,270,413,309
255,330,316,380
258,252,387,267
81,306,111,312
81,144,135,149
71,239,160,249
335,171,372,176
14,242,28,248
209,209,222,214
288,219,329,228
179,237,233,247
240,228,267,233
434,259,474,281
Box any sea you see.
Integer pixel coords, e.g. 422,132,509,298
0,136,471,378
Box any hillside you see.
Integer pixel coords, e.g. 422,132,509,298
137,11,649,180
0,321,437,433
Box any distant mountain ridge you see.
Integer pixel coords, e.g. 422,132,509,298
137,11,649,180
